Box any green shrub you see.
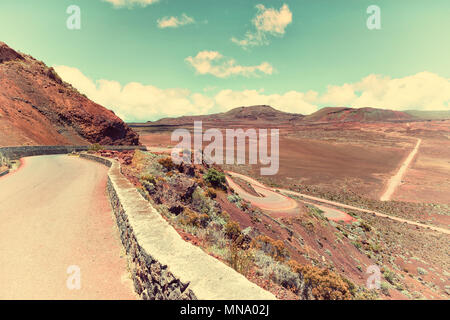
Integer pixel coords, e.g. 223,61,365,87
192,187,216,216
253,251,302,292
88,143,103,152
203,168,226,189
383,268,396,285
380,282,390,296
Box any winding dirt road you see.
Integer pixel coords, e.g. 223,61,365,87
226,171,354,222
0,155,136,299
380,138,422,201
226,171,450,234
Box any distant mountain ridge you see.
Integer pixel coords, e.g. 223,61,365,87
141,105,427,126
0,42,139,146
304,107,414,123
147,105,304,126
404,110,450,120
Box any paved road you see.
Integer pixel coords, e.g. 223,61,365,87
0,155,136,299
380,138,422,201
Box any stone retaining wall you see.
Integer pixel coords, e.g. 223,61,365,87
0,145,146,163
0,169,9,177
80,153,276,300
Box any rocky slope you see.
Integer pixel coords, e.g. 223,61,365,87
0,42,140,146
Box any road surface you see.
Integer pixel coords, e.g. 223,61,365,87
380,138,422,201
226,171,354,222
0,155,136,299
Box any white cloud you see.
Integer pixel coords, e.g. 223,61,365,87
232,4,293,49
54,65,213,122
185,51,274,78
157,14,195,28
102,0,159,8
53,66,450,122
318,72,450,111
214,89,318,115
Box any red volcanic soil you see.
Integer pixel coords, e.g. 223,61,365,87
0,42,139,146
273,135,409,198
136,125,409,199
394,136,450,204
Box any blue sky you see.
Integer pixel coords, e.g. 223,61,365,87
0,0,449,121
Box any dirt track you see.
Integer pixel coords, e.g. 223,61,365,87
226,171,450,234
0,155,136,299
380,138,422,201
226,171,354,222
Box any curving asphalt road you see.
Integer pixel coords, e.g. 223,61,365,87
0,155,136,299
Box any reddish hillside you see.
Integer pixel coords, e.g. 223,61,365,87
0,42,140,146
147,105,304,126
304,107,414,123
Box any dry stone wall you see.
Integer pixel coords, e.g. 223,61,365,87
80,153,276,300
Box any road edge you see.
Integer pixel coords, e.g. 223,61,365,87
79,153,276,301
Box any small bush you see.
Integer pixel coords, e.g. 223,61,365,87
227,194,242,204
289,261,353,300
203,168,226,189
253,235,289,262
88,143,103,152
192,187,216,216
228,242,253,276
219,210,230,222
206,187,217,199
383,268,396,285
224,220,241,240
253,251,302,292
140,174,156,184
179,208,210,228
380,282,390,296
158,157,176,171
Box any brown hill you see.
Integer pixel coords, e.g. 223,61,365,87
304,107,414,123
0,42,139,146
146,105,304,126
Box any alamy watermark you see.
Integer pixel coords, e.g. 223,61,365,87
366,265,381,290
66,265,81,290
66,5,81,30
367,5,381,30
171,121,279,175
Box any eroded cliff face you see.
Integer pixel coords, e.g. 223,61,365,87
0,42,140,146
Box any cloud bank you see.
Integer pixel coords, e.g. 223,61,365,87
185,51,274,78
157,14,195,28
232,4,293,49
54,65,450,122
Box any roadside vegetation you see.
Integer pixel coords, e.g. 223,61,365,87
117,150,375,300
